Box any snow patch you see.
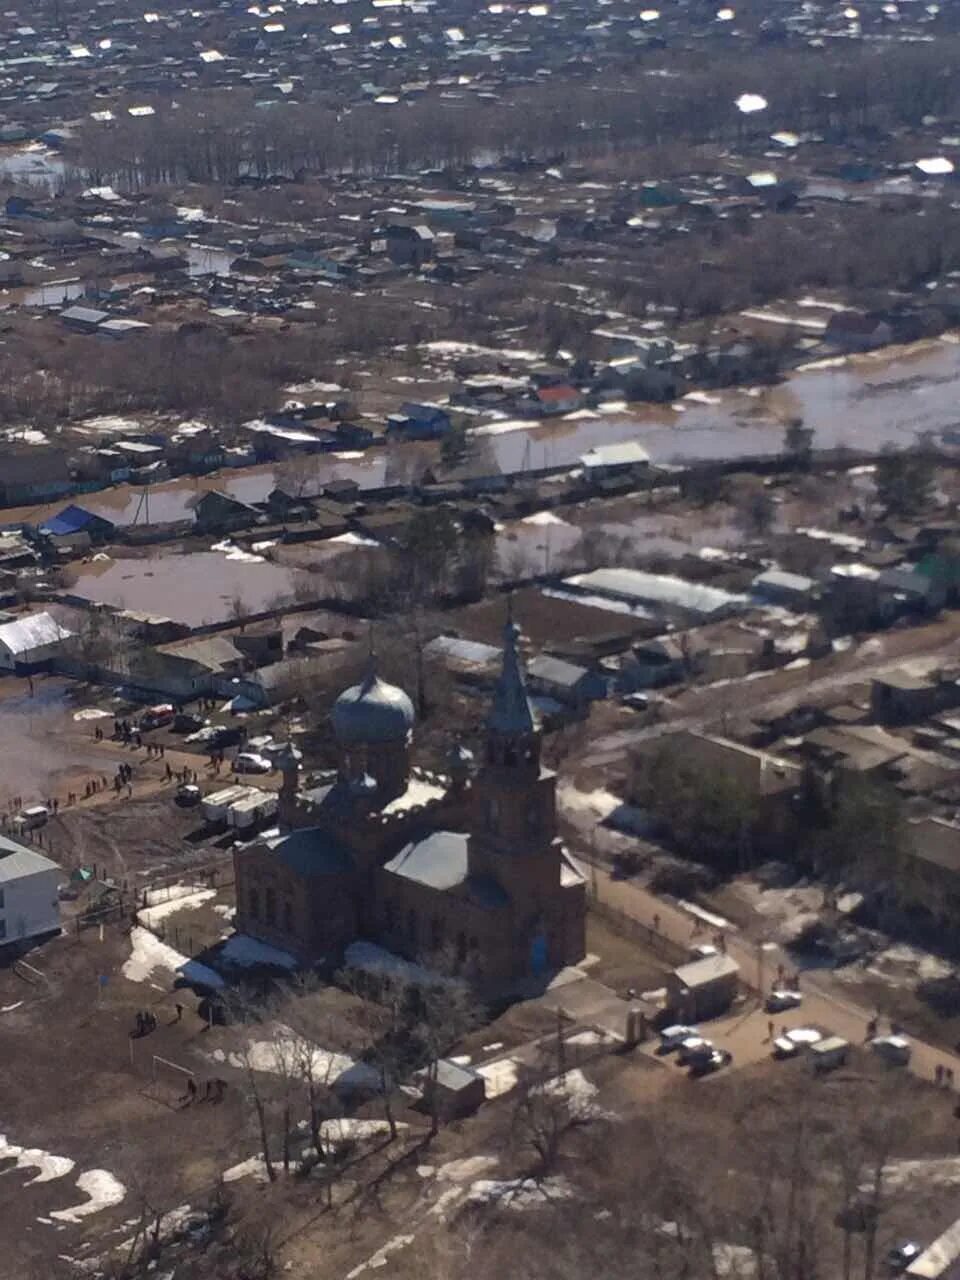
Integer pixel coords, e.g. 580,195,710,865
50,1170,126,1223
123,926,224,989
476,1057,519,1098
346,1233,415,1279
466,1176,575,1210
218,933,297,971
222,1155,271,1184
520,511,571,527
0,1135,75,1185
224,1025,379,1091
138,888,216,929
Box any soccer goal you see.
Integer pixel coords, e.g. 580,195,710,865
145,1055,196,1108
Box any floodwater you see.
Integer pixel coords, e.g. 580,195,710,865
483,337,960,471
185,245,235,277
0,147,67,190
21,279,86,307
70,454,391,528
495,505,742,577
67,550,315,627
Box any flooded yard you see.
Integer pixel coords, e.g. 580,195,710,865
484,336,960,470
66,549,317,626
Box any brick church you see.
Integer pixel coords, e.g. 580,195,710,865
233,613,587,985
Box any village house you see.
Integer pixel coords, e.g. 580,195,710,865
0,837,61,946
0,612,73,674
190,490,264,534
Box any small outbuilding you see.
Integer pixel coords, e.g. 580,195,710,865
666,953,739,1021
421,1058,486,1120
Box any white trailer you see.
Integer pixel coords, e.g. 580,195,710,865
202,785,251,824
226,791,277,830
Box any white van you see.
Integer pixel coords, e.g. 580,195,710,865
12,805,50,832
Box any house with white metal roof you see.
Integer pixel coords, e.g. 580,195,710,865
0,835,61,945
0,611,73,672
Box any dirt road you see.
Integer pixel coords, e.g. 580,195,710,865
580,613,960,770
589,863,960,1084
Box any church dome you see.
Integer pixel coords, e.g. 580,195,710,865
331,669,415,745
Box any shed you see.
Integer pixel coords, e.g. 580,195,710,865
60,305,109,332
666,954,739,1021
0,611,72,672
751,568,817,608
421,1058,486,1119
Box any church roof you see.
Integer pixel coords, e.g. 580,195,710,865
487,618,536,736
265,827,355,876
331,664,415,745
383,831,509,908
384,830,469,890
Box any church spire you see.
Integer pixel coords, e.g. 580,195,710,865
488,601,535,737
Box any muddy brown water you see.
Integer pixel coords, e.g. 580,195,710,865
67,549,316,627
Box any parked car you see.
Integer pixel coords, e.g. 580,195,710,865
234,752,272,774
174,711,206,734
140,704,175,730
175,784,202,807
870,1035,911,1066
677,1036,715,1066
766,989,803,1013
772,1027,822,1059
659,1024,699,1054
886,1243,922,1272
690,1048,732,1078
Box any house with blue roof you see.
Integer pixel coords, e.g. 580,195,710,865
39,505,115,545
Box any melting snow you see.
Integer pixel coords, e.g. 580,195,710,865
138,888,216,929
123,926,224,989
346,1233,415,1279
0,1135,75,1185
476,1057,520,1098
50,1170,126,1223
467,1176,575,1209
218,934,297,970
